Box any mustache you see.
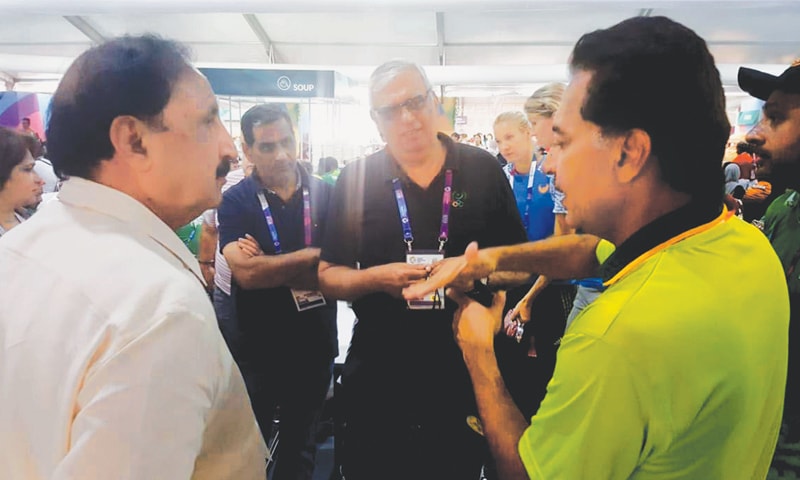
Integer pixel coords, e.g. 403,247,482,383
216,157,233,179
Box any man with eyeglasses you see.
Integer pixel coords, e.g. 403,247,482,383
318,60,527,479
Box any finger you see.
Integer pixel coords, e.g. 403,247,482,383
402,275,438,299
464,241,479,262
446,287,470,306
403,260,465,299
244,233,257,241
407,269,431,281
237,241,257,255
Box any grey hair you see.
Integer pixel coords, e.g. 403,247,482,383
524,82,566,118
369,59,433,107
494,111,531,132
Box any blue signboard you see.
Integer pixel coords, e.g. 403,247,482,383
200,68,337,98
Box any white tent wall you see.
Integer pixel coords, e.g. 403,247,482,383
0,0,797,152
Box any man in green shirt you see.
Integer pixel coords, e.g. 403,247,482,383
739,62,800,452
406,16,789,480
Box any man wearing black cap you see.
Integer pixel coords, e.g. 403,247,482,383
739,61,800,447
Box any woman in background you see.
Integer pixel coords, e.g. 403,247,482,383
491,110,572,430
0,127,44,238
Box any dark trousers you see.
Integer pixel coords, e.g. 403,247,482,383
495,282,575,420
213,286,240,360
341,396,487,480
239,353,332,480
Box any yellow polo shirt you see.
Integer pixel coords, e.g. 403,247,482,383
519,210,788,479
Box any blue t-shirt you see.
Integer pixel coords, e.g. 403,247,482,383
503,159,563,241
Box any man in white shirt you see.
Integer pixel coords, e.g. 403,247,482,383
0,35,266,479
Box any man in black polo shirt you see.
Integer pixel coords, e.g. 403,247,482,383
318,60,526,480
218,104,336,480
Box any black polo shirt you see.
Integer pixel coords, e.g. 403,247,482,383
321,133,526,416
218,166,337,363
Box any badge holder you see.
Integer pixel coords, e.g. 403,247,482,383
406,249,445,310
290,289,327,312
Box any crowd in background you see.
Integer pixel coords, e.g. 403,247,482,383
1,14,799,480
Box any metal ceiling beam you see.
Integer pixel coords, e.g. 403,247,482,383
243,14,283,64
436,12,446,66
273,41,437,47
439,39,797,48
0,0,770,15
63,15,106,45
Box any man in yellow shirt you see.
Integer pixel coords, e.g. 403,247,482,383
406,15,788,480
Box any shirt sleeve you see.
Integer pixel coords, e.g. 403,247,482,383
201,208,216,227
53,310,228,480
485,161,528,247
518,333,644,480
320,162,361,267
217,189,249,254
596,239,616,265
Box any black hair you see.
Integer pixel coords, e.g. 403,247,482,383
20,134,43,159
240,104,293,147
318,156,338,175
21,117,30,123
736,142,751,155
569,16,730,206
0,127,30,189
46,35,192,179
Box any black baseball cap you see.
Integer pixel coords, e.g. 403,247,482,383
738,62,800,101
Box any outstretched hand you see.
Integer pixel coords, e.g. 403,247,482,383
402,242,493,299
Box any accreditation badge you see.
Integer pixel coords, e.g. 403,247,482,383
290,289,327,312
406,250,445,310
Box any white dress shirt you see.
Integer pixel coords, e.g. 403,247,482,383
0,177,267,479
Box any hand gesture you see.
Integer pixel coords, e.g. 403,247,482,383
402,242,496,300
374,262,432,298
448,288,507,351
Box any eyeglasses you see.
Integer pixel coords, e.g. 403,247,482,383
372,90,432,122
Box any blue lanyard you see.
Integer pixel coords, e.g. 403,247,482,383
256,188,311,254
508,158,538,230
392,169,454,252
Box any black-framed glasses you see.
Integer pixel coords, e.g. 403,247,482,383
372,90,432,122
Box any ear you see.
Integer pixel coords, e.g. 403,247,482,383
242,141,253,162
614,129,651,184
108,115,149,167
369,110,387,141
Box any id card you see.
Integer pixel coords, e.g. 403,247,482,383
406,250,445,310
290,289,327,312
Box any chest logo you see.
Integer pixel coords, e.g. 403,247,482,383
452,191,467,208
538,184,550,194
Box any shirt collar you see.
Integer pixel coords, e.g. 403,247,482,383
379,132,461,185
255,163,306,197
600,201,725,285
507,151,545,177
57,177,205,284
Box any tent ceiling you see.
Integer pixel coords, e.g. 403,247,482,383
0,0,798,95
